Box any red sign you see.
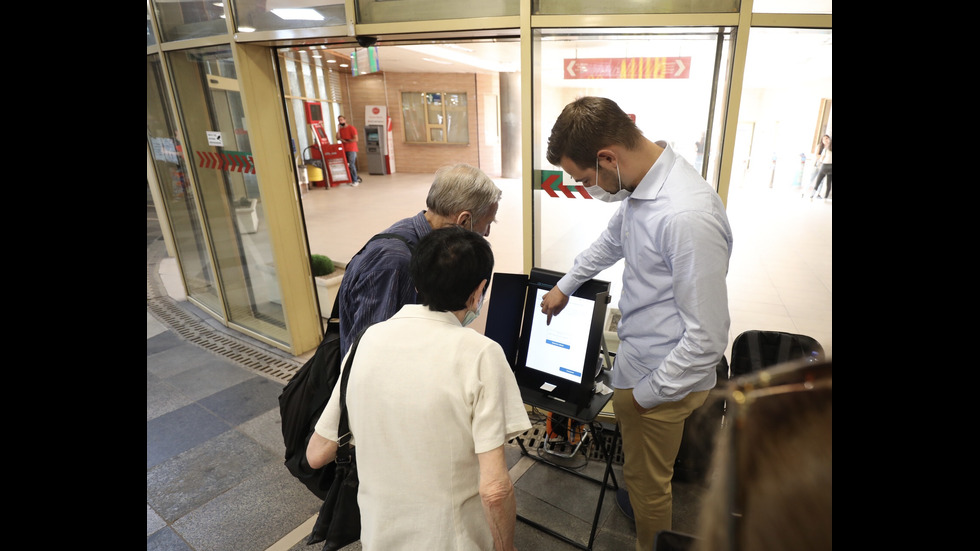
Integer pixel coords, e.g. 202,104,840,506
196,150,256,174
564,57,690,80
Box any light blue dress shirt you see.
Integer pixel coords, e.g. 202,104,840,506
556,142,733,409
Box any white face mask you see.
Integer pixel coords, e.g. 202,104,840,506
462,293,484,327
586,157,630,202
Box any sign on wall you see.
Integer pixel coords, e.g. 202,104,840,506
207,131,224,147
365,105,386,126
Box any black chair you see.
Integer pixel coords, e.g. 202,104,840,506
674,330,824,484
653,529,696,551
730,330,824,377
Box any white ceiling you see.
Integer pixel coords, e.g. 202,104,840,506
314,41,521,75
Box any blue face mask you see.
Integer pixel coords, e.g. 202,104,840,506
462,292,485,327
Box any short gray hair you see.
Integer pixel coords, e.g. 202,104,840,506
425,163,502,220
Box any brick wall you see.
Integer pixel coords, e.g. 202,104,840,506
340,71,502,177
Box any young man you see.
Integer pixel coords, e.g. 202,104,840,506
336,163,501,355
308,226,530,551
539,96,733,551
336,115,361,184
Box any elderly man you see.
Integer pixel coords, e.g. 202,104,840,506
336,163,502,355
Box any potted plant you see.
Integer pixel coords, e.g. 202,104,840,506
235,196,259,233
311,254,346,318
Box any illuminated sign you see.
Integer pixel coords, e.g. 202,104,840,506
564,57,690,79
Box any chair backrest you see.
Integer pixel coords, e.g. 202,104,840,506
653,529,696,551
730,330,824,377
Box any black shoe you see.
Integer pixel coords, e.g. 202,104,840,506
616,488,635,522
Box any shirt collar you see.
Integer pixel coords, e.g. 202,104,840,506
412,210,432,238
394,304,463,326
630,140,673,201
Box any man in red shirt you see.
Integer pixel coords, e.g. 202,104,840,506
336,115,361,185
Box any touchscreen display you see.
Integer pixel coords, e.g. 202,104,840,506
523,288,594,384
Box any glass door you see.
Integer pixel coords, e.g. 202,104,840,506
166,45,290,345
532,27,735,310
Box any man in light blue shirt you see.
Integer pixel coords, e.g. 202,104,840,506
540,97,733,551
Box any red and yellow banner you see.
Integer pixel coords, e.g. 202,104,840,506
564,57,690,80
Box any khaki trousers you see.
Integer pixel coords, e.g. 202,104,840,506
613,388,709,551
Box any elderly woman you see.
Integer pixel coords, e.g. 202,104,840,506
308,225,531,551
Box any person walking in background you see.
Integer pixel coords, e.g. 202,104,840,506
336,163,501,356
336,115,362,185
694,132,705,170
809,134,832,200
539,96,733,551
307,226,531,551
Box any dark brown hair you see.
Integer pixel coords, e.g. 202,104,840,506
817,134,832,154
546,97,644,168
410,226,494,312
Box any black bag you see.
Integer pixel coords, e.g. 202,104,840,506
308,329,365,550
730,330,824,377
278,300,344,500
278,232,415,501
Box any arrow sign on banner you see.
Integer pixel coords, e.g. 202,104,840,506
563,57,691,79
534,170,594,199
197,150,256,174
537,170,562,197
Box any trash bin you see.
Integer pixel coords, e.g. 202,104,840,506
306,163,324,186
302,145,326,187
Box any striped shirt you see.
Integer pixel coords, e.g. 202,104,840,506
338,211,430,354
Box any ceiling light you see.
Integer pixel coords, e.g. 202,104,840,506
327,59,337,63
271,8,325,21
238,26,256,32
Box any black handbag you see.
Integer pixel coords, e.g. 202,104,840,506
278,301,344,501
279,233,413,504
307,329,365,550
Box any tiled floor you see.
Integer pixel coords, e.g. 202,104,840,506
147,172,830,551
